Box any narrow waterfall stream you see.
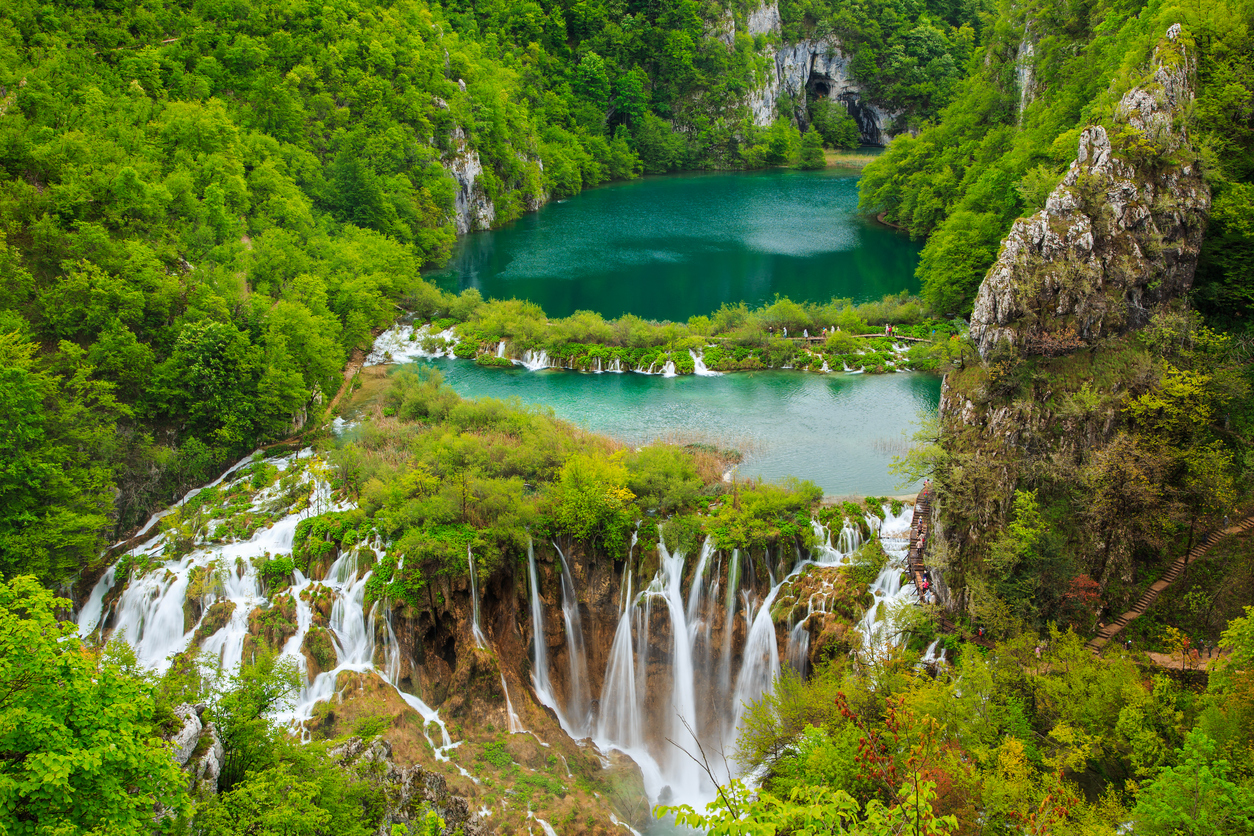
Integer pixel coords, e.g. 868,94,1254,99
77,445,925,822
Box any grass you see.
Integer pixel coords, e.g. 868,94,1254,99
825,149,879,169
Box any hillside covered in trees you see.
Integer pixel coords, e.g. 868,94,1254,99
0,0,986,584
2,0,1254,831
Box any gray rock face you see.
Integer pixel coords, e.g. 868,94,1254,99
168,703,225,795
171,704,203,766
332,736,486,836
969,26,1209,360
747,1,781,36
741,3,897,144
443,126,496,235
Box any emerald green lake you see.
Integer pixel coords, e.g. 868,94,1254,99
405,359,941,496
430,168,922,321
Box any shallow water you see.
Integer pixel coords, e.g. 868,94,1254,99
405,359,941,496
429,168,922,321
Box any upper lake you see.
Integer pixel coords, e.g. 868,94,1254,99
429,167,922,321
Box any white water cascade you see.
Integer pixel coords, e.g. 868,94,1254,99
515,349,547,371
468,546,487,648
554,542,593,737
689,348,722,377
76,448,458,758
525,504,924,812
82,450,929,816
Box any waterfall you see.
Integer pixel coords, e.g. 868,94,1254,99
527,540,559,716
856,503,918,662
652,540,701,786
501,675,527,734
75,440,937,819
468,546,486,648
716,548,741,702
496,340,506,358
608,357,623,373
365,323,459,366
517,349,550,371
596,572,641,748
689,348,722,376
554,542,592,737
662,359,677,377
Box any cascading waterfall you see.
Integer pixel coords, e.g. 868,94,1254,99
554,542,592,737
596,571,641,748
468,546,486,648
501,675,527,734
83,445,931,817
856,504,917,662
689,348,722,377
76,448,457,761
527,540,560,718
519,349,550,371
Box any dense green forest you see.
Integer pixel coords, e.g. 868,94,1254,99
0,0,985,585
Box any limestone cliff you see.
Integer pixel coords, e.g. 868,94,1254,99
443,124,497,235
970,24,1210,360
931,26,1213,611
740,1,898,145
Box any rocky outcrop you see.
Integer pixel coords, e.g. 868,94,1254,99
443,126,496,235
170,704,225,795
970,25,1209,360
931,27,1212,606
331,736,486,836
742,1,898,144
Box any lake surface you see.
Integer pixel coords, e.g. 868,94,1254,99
409,359,941,496
429,168,922,321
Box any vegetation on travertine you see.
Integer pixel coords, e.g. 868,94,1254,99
396,290,968,374
328,367,824,612
663,616,1254,835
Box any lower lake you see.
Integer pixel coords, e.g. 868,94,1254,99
405,359,941,497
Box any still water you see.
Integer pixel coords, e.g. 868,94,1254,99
413,359,941,497
430,168,922,321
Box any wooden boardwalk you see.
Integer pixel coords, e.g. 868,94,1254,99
786,333,932,345
1086,513,1254,653
906,487,933,602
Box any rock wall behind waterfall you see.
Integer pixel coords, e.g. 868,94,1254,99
741,1,899,144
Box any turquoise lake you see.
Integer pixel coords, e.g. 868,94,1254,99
413,167,937,496
429,168,922,321
411,359,940,497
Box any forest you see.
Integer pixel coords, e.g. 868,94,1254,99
2,0,1254,832
0,0,980,583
